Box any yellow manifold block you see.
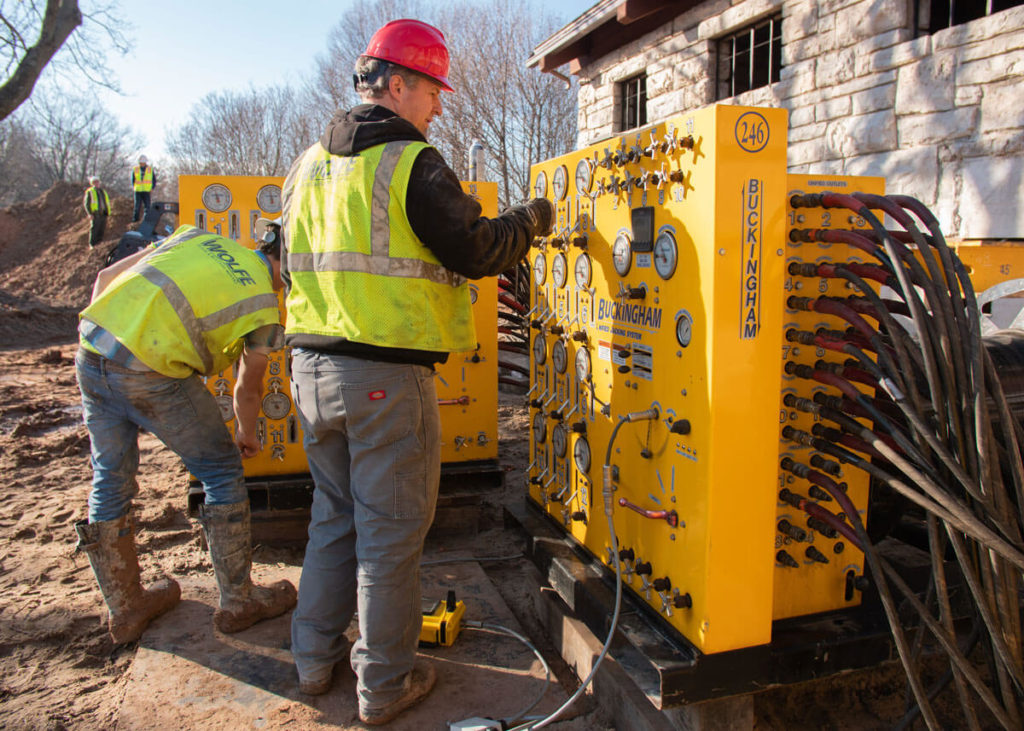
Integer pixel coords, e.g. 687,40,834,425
528,104,789,654
176,175,499,479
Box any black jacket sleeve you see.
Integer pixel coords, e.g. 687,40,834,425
405,148,537,280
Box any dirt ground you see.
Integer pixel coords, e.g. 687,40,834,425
0,185,939,730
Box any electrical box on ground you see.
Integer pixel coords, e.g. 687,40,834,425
176,175,500,494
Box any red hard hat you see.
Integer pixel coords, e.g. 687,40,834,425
363,19,454,92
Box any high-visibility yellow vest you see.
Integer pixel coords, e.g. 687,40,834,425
132,165,154,192
84,186,110,215
80,225,280,378
284,140,474,353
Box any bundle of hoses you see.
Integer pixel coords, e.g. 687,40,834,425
498,261,531,389
784,191,1024,729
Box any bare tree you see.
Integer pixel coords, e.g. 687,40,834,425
18,87,141,194
166,85,320,176
0,117,45,204
0,0,130,121
309,0,577,208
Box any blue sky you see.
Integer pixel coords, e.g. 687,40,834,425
79,0,596,161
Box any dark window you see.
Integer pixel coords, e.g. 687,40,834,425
716,14,783,100
619,73,647,131
915,0,1024,35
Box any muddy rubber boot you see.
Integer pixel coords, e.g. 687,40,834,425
75,513,181,644
200,501,296,633
359,660,437,726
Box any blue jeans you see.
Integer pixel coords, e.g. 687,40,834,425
76,349,246,522
288,349,440,713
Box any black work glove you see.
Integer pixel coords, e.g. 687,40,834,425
523,198,555,237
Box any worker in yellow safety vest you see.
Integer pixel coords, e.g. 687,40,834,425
130,154,157,223
283,17,553,726
74,221,296,644
82,176,111,249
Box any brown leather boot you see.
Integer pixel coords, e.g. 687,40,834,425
359,660,437,726
200,501,296,633
75,513,181,644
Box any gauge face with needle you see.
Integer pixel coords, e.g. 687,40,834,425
574,253,592,288
552,253,567,288
575,158,593,194
533,253,546,286
533,334,547,365
552,339,567,373
574,436,591,473
534,170,548,199
676,312,693,347
654,230,678,279
612,232,632,276
552,423,567,458
533,411,546,443
552,165,568,201
574,346,591,382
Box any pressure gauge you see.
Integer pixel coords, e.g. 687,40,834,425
256,184,281,213
468,284,479,304
574,435,591,473
533,411,547,444
575,159,594,194
533,252,547,286
574,253,592,288
202,183,232,213
552,339,568,373
676,312,693,347
534,170,548,199
553,165,568,201
552,424,568,458
552,252,567,288
575,346,591,382
533,334,547,365
654,230,678,279
612,232,632,276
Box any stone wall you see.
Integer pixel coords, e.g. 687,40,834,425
574,1,1024,238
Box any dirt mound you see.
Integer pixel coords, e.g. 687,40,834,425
0,182,134,348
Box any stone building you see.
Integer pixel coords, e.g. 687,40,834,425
529,0,1024,239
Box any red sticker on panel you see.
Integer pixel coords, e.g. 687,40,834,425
368,390,386,400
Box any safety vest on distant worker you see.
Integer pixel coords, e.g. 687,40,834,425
132,164,154,192
285,140,474,353
84,187,110,215
80,225,280,378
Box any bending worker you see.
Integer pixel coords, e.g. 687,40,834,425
283,17,553,726
74,221,296,644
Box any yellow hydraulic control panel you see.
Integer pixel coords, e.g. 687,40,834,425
528,104,790,654
177,175,499,477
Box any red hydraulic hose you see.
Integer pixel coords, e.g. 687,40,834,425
498,293,527,314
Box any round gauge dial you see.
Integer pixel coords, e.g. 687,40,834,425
676,312,693,347
575,346,591,382
552,252,567,288
534,170,548,199
574,253,592,288
256,184,282,213
612,232,632,276
202,183,232,213
468,284,479,304
574,436,592,473
552,423,568,458
533,334,547,366
533,253,547,286
575,159,594,194
552,165,568,201
654,230,678,279
552,339,568,373
533,411,547,444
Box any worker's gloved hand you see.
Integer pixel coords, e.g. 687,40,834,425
523,198,555,237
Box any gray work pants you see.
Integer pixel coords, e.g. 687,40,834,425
289,349,440,713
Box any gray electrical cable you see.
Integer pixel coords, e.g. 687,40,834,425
462,621,551,724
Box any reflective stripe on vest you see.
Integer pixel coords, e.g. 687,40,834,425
133,165,154,192
81,225,279,377
85,187,109,214
284,140,474,352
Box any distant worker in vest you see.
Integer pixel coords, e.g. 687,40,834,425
74,221,297,645
83,176,111,249
130,154,157,223
283,18,553,725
